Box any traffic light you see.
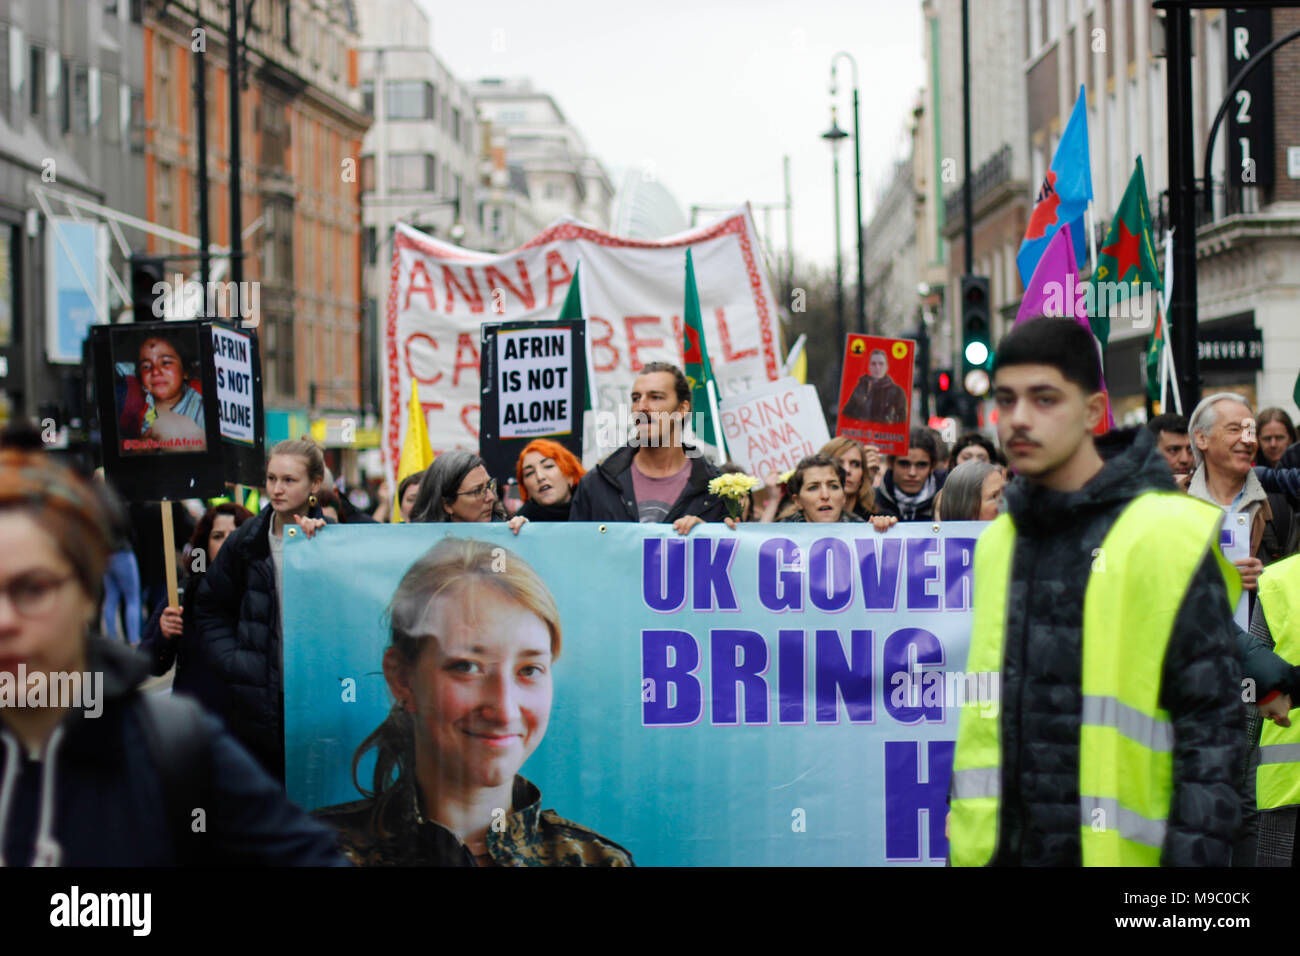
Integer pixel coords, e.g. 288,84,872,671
933,367,959,417
960,274,991,396
130,257,166,321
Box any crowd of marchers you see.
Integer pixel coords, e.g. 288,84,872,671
3,317,1300,867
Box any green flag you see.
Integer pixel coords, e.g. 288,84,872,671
682,249,718,448
557,262,592,413
1090,156,1162,351
1145,308,1164,402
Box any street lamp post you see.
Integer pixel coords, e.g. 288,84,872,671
821,108,849,363
831,52,866,335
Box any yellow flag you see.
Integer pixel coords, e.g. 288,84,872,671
792,345,807,385
393,380,435,522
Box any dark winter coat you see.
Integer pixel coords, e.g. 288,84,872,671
568,444,725,523
137,574,232,721
873,469,947,522
193,505,286,781
992,425,1244,866
0,636,346,866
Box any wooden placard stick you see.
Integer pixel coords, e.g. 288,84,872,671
160,500,179,608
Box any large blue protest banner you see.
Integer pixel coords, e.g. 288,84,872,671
282,521,987,865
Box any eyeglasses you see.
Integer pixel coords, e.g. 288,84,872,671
452,478,497,501
0,573,75,619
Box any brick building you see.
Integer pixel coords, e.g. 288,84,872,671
142,0,370,448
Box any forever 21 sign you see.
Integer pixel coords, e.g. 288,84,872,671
1227,8,1274,188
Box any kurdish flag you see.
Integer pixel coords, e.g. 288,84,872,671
1017,85,1093,286
392,379,434,522
682,248,719,449
1090,156,1162,351
1145,309,1166,403
557,261,593,414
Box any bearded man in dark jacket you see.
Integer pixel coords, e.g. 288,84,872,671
949,318,1244,867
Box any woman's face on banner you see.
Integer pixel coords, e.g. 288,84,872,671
397,582,553,791
797,466,846,522
138,338,185,406
520,453,572,506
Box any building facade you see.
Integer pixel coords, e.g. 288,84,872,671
143,0,369,454
355,0,480,415
1027,2,1300,423
864,154,920,342
0,0,148,450
470,76,614,247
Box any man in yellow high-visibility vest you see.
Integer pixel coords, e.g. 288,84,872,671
949,318,1244,866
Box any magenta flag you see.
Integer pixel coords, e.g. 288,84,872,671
1015,221,1091,329
1013,221,1116,431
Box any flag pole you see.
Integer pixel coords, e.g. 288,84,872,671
705,378,729,466
1159,229,1181,415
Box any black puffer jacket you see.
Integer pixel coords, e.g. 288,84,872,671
193,505,285,781
568,445,724,523
138,574,233,721
993,426,1244,866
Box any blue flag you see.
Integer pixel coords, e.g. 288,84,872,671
1017,85,1093,285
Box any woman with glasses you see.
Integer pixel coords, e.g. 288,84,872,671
0,447,345,865
408,450,527,533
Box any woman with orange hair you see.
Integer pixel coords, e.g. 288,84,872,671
514,440,586,522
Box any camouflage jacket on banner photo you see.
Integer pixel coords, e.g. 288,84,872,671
314,775,634,867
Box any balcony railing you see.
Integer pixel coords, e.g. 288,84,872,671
943,143,1013,226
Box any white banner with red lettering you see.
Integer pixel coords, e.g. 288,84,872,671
383,208,781,485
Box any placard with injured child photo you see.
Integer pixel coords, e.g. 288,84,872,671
111,326,208,455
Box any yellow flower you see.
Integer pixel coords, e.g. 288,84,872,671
708,472,760,500
779,468,795,485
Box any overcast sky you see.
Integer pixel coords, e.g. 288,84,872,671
418,0,925,272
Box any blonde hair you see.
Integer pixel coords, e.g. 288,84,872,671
819,436,876,515
350,538,562,836
268,438,326,484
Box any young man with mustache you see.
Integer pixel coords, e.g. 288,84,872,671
949,318,1245,866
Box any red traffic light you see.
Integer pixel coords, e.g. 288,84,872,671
938,371,951,391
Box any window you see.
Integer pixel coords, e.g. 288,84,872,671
101,73,119,143
1028,0,1043,57
451,106,461,143
156,160,174,225
154,33,170,128
59,58,69,134
28,45,43,116
384,80,433,120
442,161,449,198
72,65,89,134
283,0,293,51
360,80,373,116
491,207,503,237
0,26,10,122
545,182,564,200
129,88,144,153
361,155,374,192
388,152,435,192
364,226,377,266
